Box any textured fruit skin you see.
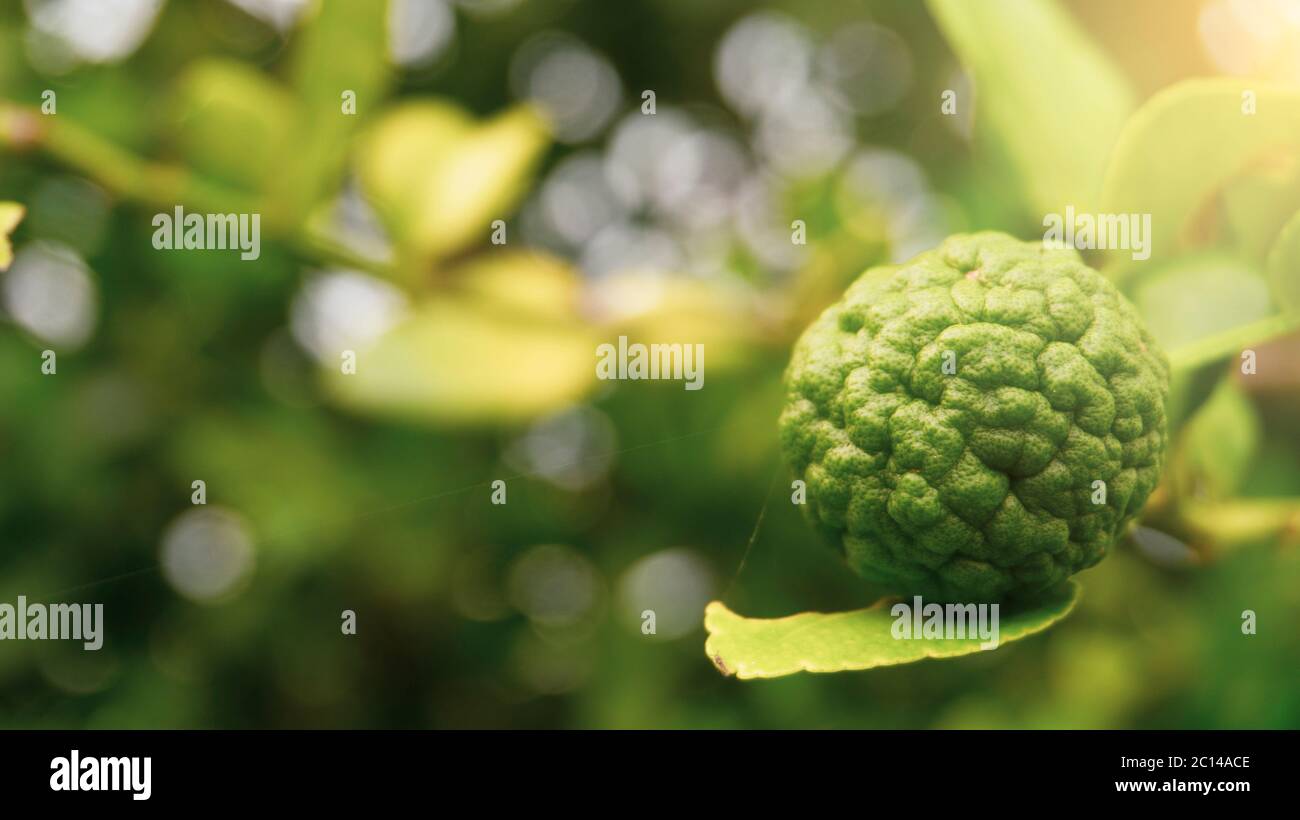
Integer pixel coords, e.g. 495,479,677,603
780,233,1170,602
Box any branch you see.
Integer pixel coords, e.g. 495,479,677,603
0,101,396,279
1167,311,1300,375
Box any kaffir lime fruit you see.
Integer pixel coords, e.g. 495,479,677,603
780,233,1170,602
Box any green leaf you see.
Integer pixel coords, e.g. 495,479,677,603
1265,210,1300,312
927,0,1134,218
323,293,595,427
1221,157,1300,262
1131,252,1275,354
1131,247,1299,377
1142,249,1300,373
1100,79,1300,262
1164,361,1227,435
0,201,22,270
270,0,392,224
355,101,472,235
1175,379,1261,499
1166,312,1300,374
594,271,767,372
704,581,1080,679
290,0,390,115
170,59,298,193
355,102,550,270
171,410,369,554
1182,498,1300,550
453,249,583,322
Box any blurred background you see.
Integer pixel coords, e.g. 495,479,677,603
0,0,1297,728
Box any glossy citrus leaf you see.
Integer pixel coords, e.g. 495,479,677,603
0,201,23,270
355,102,472,233
589,271,767,373
1100,79,1300,262
1221,156,1300,262
170,59,298,193
323,296,595,427
273,0,392,223
1142,250,1300,372
452,250,583,322
927,0,1134,218
704,581,1080,679
1174,379,1261,499
1132,253,1275,353
291,0,390,116
1165,312,1300,374
356,102,549,269
417,106,548,254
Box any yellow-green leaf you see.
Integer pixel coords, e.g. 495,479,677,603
170,59,298,193
356,101,472,228
1100,79,1300,261
291,0,390,116
0,202,23,270
273,0,392,223
323,297,595,426
927,0,1134,218
592,271,769,372
1125,248,1300,374
705,581,1080,680
1182,498,1300,550
1221,155,1300,262
356,102,549,269
452,249,583,322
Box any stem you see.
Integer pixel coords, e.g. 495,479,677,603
294,228,396,278
2,102,259,214
1,101,396,279
1167,311,1300,375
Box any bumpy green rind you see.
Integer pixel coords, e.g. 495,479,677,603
780,233,1170,602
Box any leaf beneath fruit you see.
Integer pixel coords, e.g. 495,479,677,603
704,581,1080,680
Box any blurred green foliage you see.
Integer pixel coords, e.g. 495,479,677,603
0,0,1297,728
